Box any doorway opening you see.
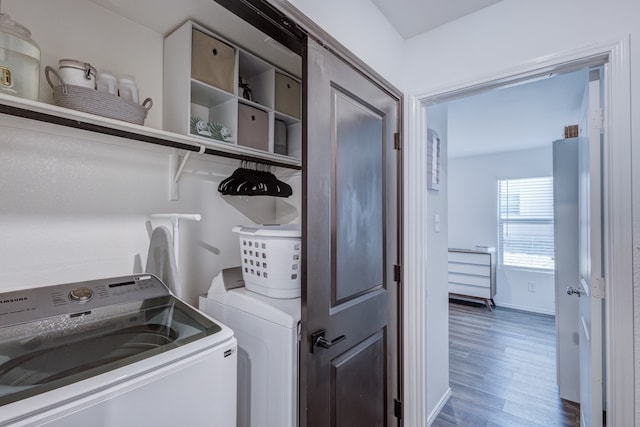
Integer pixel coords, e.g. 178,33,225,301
423,61,606,426
404,38,632,427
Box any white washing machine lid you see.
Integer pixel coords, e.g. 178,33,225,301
206,268,300,328
0,274,227,408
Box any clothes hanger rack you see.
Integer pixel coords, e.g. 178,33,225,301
218,161,293,197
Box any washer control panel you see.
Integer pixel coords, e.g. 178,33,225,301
0,275,171,327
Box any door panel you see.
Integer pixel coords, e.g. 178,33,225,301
553,137,580,403
578,67,604,427
303,37,400,427
334,88,384,302
333,331,386,427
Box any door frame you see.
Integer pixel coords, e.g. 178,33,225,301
406,37,633,426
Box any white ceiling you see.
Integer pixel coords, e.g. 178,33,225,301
370,0,503,39
441,70,588,158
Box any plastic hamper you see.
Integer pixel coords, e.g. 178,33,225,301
232,224,301,299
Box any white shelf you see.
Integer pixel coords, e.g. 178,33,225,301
191,80,236,107
274,110,301,126
0,92,301,170
238,97,271,112
238,52,275,109
164,21,302,161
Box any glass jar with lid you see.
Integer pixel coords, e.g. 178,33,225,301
0,14,40,101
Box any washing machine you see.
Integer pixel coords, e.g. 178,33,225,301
199,267,300,427
0,274,237,427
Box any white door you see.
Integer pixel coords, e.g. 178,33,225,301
575,67,604,427
553,137,580,403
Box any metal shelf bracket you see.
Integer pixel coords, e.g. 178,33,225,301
170,146,205,200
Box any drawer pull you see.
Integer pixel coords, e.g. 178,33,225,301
212,48,218,56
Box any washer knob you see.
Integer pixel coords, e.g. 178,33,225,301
69,287,94,302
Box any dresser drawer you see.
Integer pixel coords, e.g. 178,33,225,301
447,262,490,277
448,251,491,266
448,272,490,288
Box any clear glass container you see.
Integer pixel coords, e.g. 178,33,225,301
118,74,139,104
0,14,40,101
97,69,117,95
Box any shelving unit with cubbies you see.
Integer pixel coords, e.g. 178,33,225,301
163,20,302,161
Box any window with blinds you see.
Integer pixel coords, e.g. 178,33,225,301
498,176,555,270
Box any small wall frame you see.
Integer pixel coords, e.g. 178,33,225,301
427,128,441,191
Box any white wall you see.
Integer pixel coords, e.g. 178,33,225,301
0,117,281,304
4,0,164,129
449,147,555,314
404,0,640,96
283,0,405,90
424,104,450,420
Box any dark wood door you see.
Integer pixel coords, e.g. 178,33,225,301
301,38,401,427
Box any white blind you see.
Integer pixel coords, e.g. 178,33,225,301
498,176,555,270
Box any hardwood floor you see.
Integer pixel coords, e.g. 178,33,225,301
431,300,580,427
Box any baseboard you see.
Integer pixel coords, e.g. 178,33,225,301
494,301,555,316
427,387,452,426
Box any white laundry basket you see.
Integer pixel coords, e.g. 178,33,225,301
232,224,301,299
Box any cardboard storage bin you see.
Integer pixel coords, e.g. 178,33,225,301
237,103,269,151
274,72,301,119
191,29,235,93
273,119,287,155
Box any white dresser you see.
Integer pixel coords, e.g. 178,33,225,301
448,248,496,310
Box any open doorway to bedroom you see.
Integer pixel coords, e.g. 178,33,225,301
426,67,596,426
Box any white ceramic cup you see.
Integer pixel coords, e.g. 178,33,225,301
58,59,96,89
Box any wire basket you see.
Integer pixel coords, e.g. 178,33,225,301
45,66,152,125
232,224,301,299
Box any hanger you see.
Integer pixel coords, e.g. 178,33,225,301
218,161,292,197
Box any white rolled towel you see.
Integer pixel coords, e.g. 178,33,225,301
145,226,182,299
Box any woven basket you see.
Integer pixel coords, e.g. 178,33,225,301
45,66,153,125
